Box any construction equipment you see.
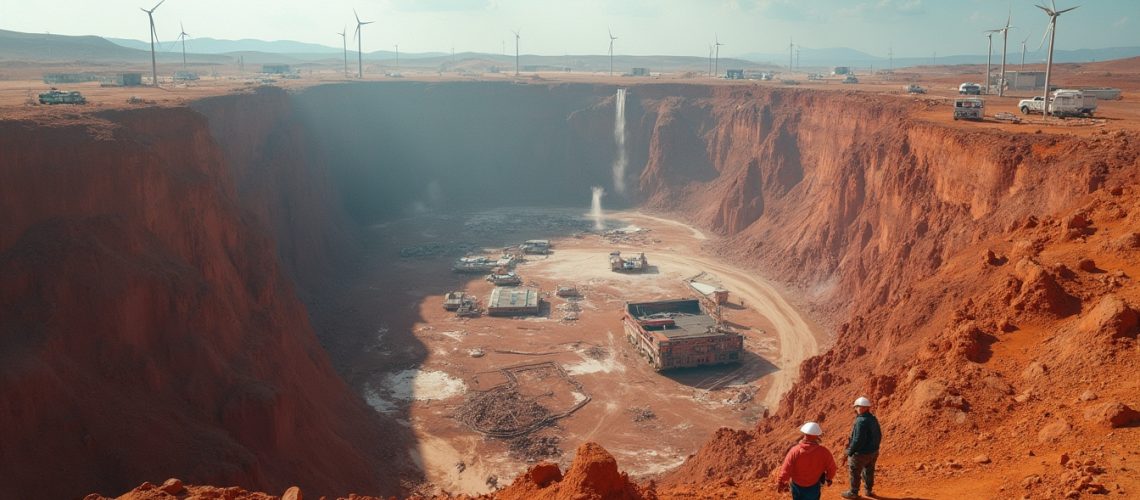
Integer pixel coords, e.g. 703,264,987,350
609,251,648,272
953,97,985,121
487,270,523,286
38,89,86,105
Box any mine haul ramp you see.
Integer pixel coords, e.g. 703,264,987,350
623,298,743,371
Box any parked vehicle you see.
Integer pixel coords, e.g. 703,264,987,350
958,82,982,95
953,97,985,121
1018,89,1097,117
1077,87,1121,101
843,75,859,84
905,84,926,94
38,89,86,104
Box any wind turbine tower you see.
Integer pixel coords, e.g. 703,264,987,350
996,10,1015,97
984,30,998,93
394,44,399,72
338,27,347,77
140,0,165,87
177,22,189,70
1037,1,1079,117
512,30,520,76
353,9,374,78
608,29,618,77
788,38,794,72
714,35,724,78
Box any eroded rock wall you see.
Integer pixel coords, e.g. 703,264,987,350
0,97,408,499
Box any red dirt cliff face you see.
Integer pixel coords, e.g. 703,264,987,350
630,86,1140,498
0,97,408,498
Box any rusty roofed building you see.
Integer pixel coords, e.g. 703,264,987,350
623,299,743,370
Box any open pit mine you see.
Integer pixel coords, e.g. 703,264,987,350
2,80,1139,500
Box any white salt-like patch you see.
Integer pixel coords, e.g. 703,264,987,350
440,330,466,341
385,369,467,401
571,391,587,404
363,384,398,413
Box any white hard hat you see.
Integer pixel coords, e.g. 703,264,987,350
854,397,872,407
799,422,823,436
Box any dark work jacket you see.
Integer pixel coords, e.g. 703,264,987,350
847,412,881,455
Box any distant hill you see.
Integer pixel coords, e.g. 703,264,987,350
740,45,1140,69
0,29,231,64
108,36,342,55
0,29,144,61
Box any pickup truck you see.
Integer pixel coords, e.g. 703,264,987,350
905,84,926,94
958,82,981,95
1018,90,1097,117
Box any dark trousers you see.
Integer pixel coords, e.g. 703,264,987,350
848,452,878,492
790,480,822,500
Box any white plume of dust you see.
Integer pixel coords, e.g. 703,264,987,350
613,88,627,194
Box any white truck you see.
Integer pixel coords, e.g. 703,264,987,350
1019,89,1097,117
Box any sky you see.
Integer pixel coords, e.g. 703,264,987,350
1,0,1137,58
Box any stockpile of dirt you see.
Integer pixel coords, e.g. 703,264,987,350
494,442,652,500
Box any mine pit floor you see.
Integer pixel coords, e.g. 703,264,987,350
312,208,823,495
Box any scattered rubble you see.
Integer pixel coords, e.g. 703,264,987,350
508,433,563,462
627,406,657,422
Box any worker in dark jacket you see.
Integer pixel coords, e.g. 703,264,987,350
841,396,882,498
776,422,837,500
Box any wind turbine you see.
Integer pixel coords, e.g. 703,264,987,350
512,29,520,76
353,9,374,78
995,9,1015,97
788,38,794,72
714,35,724,78
608,29,618,77
1036,0,1079,117
337,27,347,77
1020,34,1031,69
984,30,999,94
140,0,165,87
394,44,399,73
177,22,189,70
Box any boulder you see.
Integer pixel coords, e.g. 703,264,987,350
159,478,184,495
282,486,302,500
1078,295,1138,339
1083,402,1140,428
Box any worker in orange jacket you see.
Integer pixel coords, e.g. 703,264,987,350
776,422,837,500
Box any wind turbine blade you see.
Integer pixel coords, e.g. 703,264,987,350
354,9,360,23
1035,23,1052,51
1051,0,1057,11
180,21,184,33
152,0,165,11
1035,4,1053,15
1056,6,1079,14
